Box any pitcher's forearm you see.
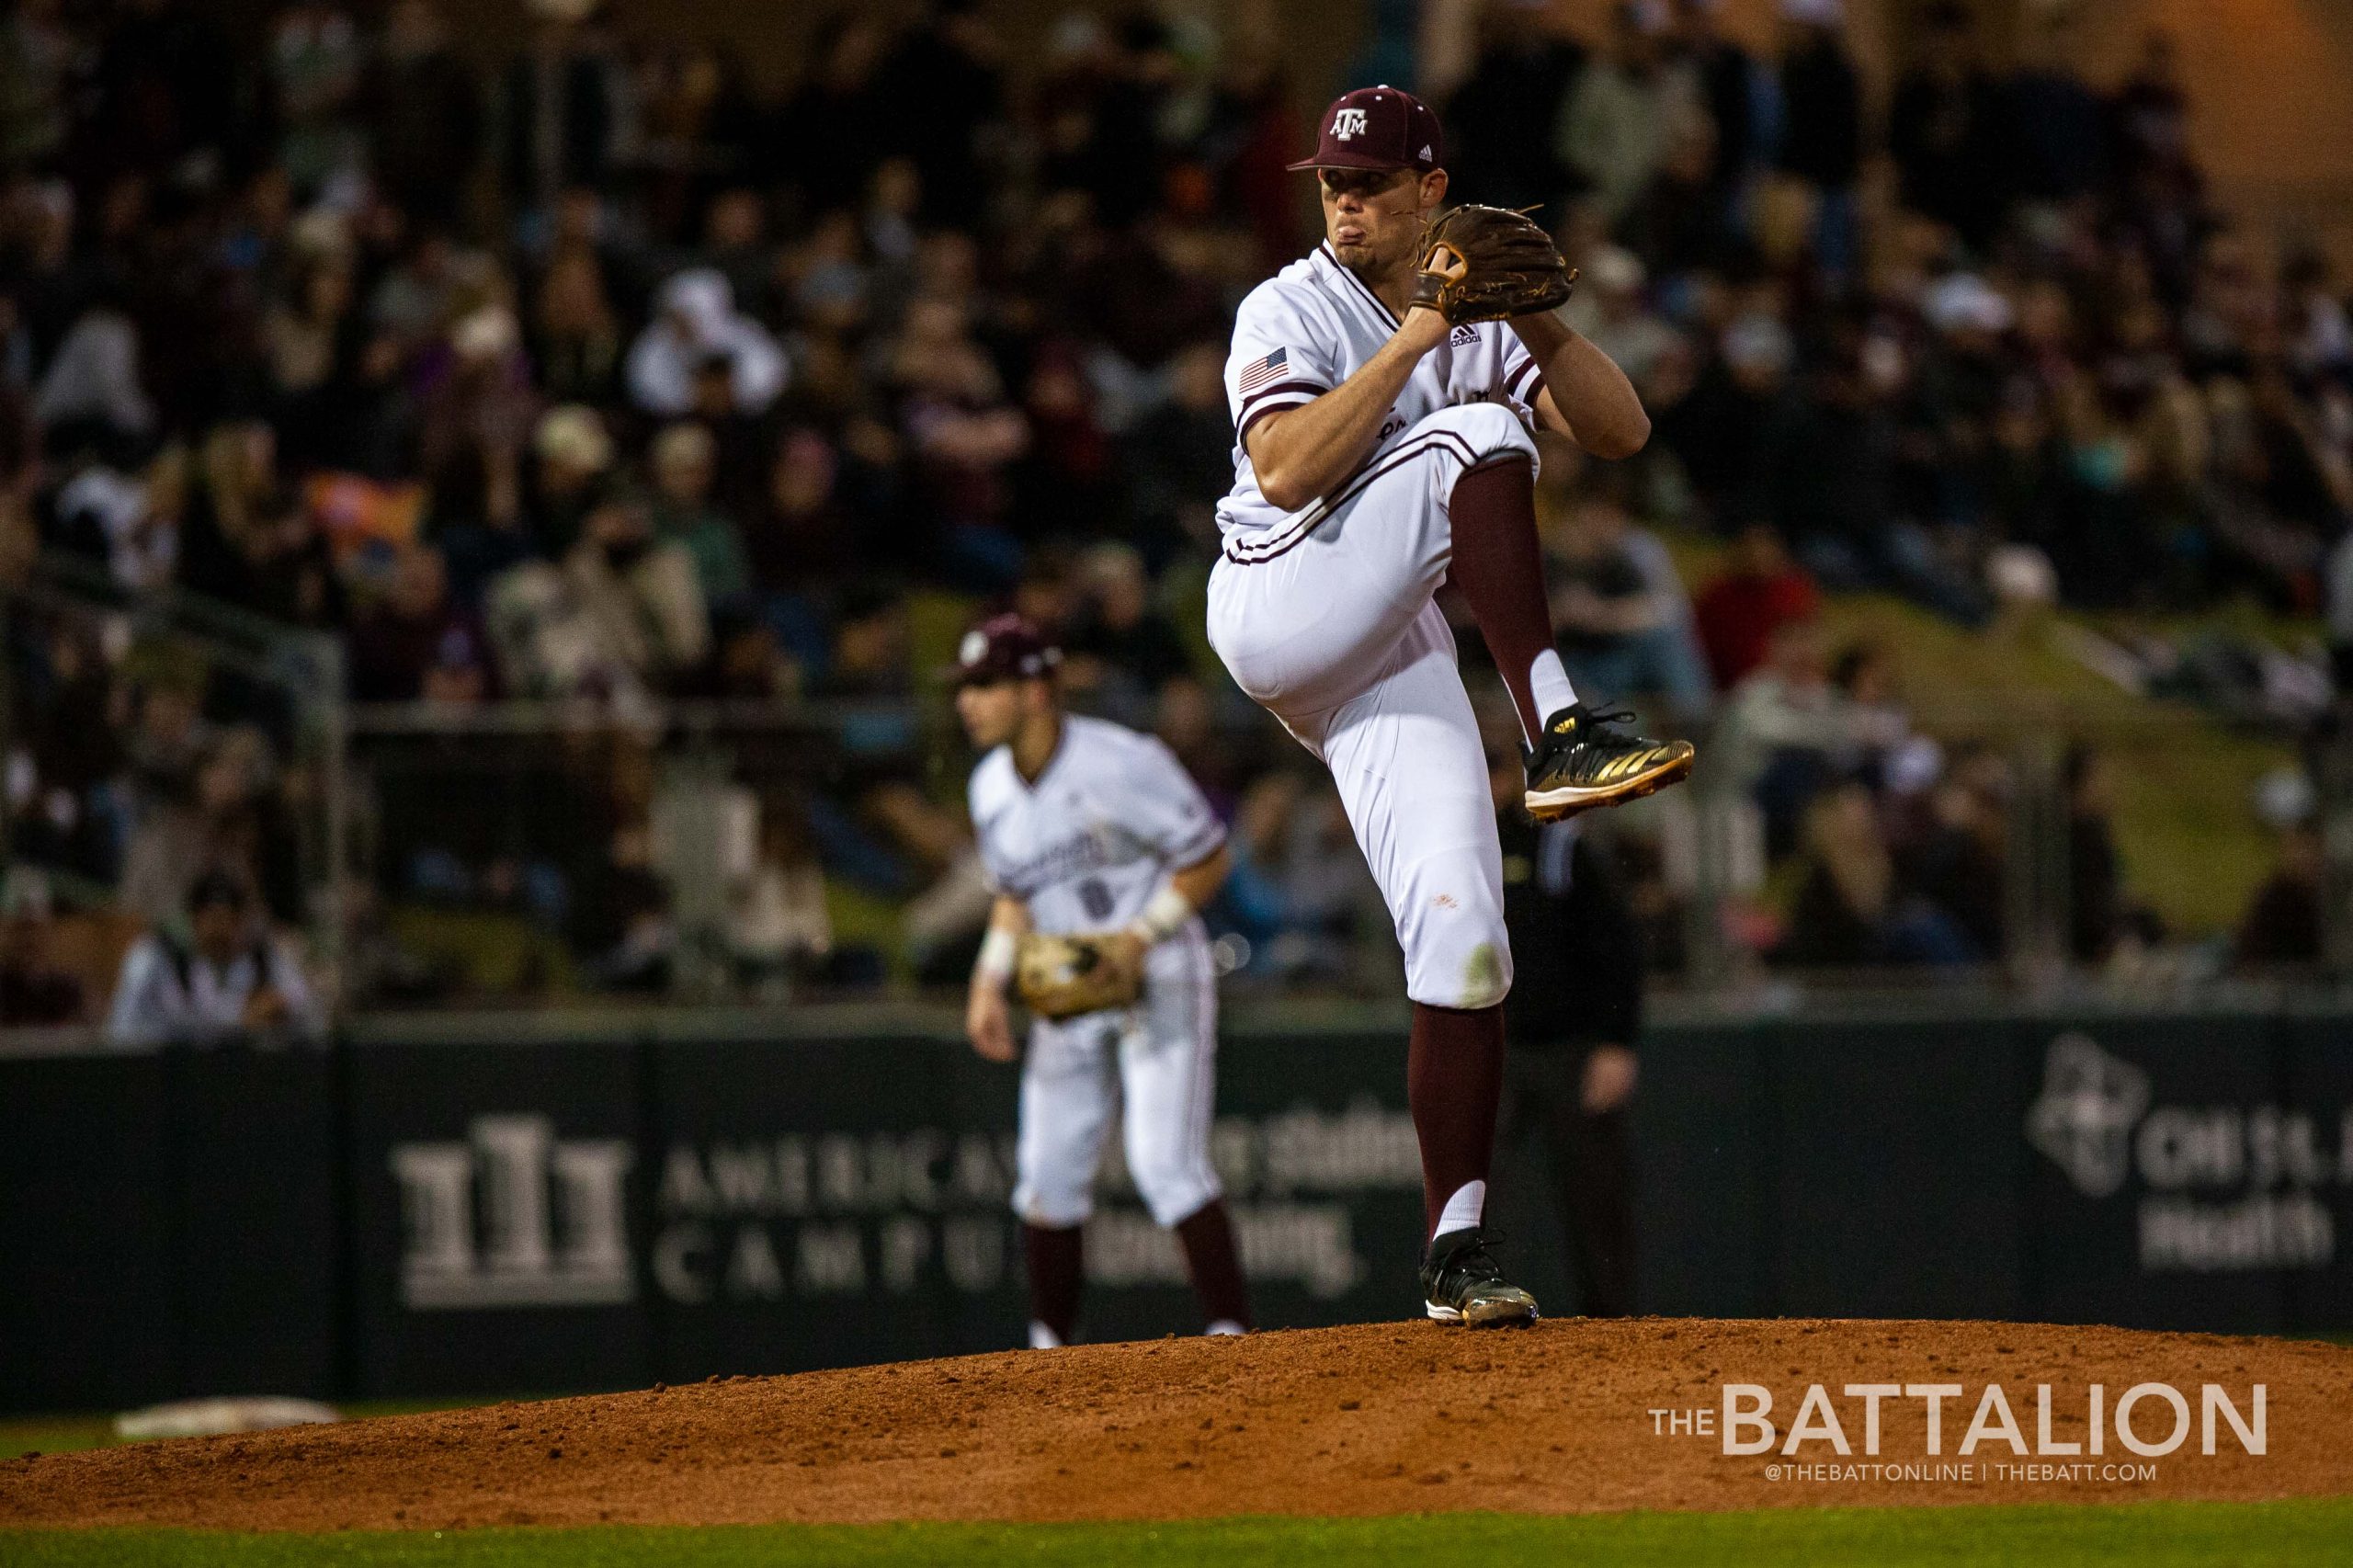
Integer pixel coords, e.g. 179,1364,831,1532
1247,312,1447,509
1510,311,1650,460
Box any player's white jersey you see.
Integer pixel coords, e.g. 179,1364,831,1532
1217,242,1547,559
968,715,1225,938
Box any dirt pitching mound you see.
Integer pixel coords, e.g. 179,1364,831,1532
5,1319,2349,1530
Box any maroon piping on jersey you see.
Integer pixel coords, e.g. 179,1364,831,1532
1234,380,1330,443
1319,243,1401,329
1222,427,1483,565
1313,243,1549,404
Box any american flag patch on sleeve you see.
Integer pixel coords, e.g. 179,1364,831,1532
1237,347,1289,394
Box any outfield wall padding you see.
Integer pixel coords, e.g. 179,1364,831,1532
2,1009,2347,1410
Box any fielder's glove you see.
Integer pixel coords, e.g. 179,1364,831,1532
1015,932,1144,1020
1410,204,1576,325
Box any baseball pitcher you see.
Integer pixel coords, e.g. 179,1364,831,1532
957,615,1251,1347
1204,87,1693,1326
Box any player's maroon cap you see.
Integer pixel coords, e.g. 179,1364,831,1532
1287,85,1444,175
955,613,1061,686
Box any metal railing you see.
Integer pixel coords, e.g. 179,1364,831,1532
2,554,348,1006
9,553,2348,1024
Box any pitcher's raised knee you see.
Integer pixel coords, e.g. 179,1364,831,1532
1415,403,1539,472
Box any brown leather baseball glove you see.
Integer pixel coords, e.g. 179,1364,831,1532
1015,932,1144,1020
1410,204,1576,325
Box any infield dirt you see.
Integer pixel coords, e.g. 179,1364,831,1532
5,1318,2349,1531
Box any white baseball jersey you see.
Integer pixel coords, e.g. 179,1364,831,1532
971,713,1227,1233
968,715,1224,937
1205,241,1552,1011
1217,242,1548,559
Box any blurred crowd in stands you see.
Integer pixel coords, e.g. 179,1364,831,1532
2,0,2348,1030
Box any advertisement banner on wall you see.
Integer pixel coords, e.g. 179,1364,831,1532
12,1009,2351,1413
352,1038,651,1396
2019,1017,2352,1333
353,1033,1431,1393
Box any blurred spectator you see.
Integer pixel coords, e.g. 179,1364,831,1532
268,2,367,199
1887,4,2006,250
429,446,534,606
0,869,83,1027
625,268,786,419
647,421,750,607
1122,340,1231,567
1618,109,1732,278
873,1,1006,231
2064,744,2160,965
1714,618,1898,854
2006,8,2106,205
1901,745,2010,961
5,619,125,883
35,307,153,442
500,0,629,216
2234,770,2324,970
529,246,624,408
525,403,611,556
1660,312,1795,526
415,304,536,503
816,582,912,702
56,444,189,597
1774,779,1972,968
1059,541,1191,719
347,542,492,705
1443,4,1580,212
727,797,834,987
1693,523,1820,689
489,484,709,702
1553,3,1689,229
119,723,298,927
0,2,72,176
745,425,862,604
365,1,483,229
771,14,891,219
105,870,322,1047
1666,0,1757,199
1754,337,1985,622
1576,244,1681,391
1545,478,1711,717
1773,0,1863,273
882,294,1026,561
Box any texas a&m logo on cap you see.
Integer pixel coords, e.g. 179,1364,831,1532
1289,85,1445,174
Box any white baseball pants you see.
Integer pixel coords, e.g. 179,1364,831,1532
1206,403,1540,1010
1012,930,1222,1228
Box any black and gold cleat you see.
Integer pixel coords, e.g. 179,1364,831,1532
1421,1228,1538,1327
1522,701,1694,822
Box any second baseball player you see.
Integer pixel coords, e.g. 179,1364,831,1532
958,614,1252,1348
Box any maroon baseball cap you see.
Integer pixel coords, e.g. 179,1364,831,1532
954,613,1061,687
1287,85,1444,175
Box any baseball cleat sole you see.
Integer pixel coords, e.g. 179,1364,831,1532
1426,1293,1540,1328
1525,746,1693,822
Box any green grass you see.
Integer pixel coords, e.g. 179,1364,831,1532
6,1502,2351,1567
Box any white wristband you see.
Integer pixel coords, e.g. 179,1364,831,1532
975,926,1017,984
1131,884,1193,946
